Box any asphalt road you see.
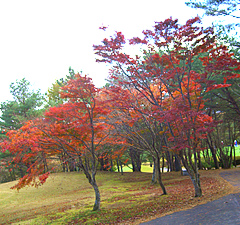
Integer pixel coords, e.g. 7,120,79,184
141,170,240,225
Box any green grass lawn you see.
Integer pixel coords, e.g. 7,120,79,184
0,169,236,225
235,145,240,155
202,145,240,157
121,164,154,173
199,145,240,166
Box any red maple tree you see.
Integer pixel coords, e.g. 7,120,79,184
1,73,120,211
93,16,240,197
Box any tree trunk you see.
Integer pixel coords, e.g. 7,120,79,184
116,158,120,172
174,155,181,171
166,150,173,172
129,148,141,172
69,158,75,172
180,153,202,197
211,148,219,169
189,170,202,197
162,154,165,173
110,159,113,172
155,156,167,195
229,146,233,168
151,159,156,184
120,160,123,175
92,181,101,211
136,153,141,172
207,136,219,169
77,159,101,211
233,146,236,167
99,157,104,171
129,147,136,172
197,151,203,170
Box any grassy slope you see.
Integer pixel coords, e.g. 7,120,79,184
0,168,238,225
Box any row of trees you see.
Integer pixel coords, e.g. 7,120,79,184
0,14,240,211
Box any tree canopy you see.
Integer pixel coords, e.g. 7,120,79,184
0,78,44,131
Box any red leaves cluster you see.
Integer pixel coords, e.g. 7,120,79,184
93,32,126,63
0,73,123,190
94,16,240,155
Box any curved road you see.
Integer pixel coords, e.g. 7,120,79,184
141,170,240,225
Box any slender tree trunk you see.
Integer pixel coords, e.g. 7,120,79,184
174,155,181,171
229,146,233,168
162,154,165,173
69,158,75,172
92,180,101,211
110,159,113,172
151,158,156,184
136,153,142,172
190,171,202,197
155,156,167,195
207,135,219,169
77,157,101,211
233,146,236,167
166,150,173,171
116,158,120,172
129,147,136,172
120,160,123,175
197,151,203,170
83,170,101,211
129,147,141,172
99,157,104,171
180,152,202,197
211,148,219,169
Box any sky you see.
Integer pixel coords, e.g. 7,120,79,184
0,0,216,104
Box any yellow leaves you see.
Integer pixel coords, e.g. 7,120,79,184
165,133,171,138
98,116,106,120
159,126,167,135
159,131,165,135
